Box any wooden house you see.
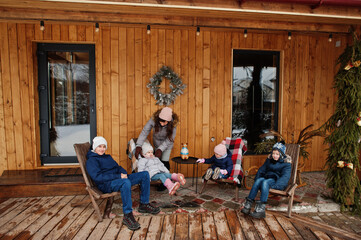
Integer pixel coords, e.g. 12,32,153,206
0,0,360,178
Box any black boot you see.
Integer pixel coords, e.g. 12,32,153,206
241,197,254,215
122,212,141,230
250,201,266,219
157,183,167,191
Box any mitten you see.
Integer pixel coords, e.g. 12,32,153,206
196,158,205,163
220,169,228,175
135,146,142,159
155,149,162,158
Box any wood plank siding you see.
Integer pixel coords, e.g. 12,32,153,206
0,21,348,176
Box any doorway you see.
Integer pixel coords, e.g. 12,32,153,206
37,43,96,164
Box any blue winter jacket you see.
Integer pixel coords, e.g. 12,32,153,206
86,150,128,193
255,154,292,190
204,150,233,178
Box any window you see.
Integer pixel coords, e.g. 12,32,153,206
38,43,96,164
232,50,280,153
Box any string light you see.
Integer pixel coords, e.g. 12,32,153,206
328,33,333,42
244,29,248,38
196,26,200,36
288,31,292,40
147,25,151,35
95,23,99,33
40,21,45,31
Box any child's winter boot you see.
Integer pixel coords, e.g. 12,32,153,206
171,173,186,185
250,201,266,219
241,197,254,215
164,179,180,195
212,167,221,180
204,168,213,180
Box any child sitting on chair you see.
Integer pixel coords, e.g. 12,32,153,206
138,142,186,195
86,136,160,231
196,140,233,180
241,142,292,219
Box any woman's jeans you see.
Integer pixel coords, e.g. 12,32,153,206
151,172,172,184
248,177,276,203
109,171,150,214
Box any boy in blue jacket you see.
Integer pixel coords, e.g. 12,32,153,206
241,142,292,219
196,140,233,180
86,136,160,231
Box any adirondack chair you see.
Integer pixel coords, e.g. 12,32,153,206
199,138,247,201
269,143,301,218
71,142,119,222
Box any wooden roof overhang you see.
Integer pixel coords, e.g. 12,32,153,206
0,0,360,34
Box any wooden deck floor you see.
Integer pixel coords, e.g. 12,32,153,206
0,195,360,240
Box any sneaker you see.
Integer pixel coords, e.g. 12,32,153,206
212,167,221,180
138,203,160,215
122,212,140,231
204,168,213,181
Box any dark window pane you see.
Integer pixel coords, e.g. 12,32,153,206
232,50,280,153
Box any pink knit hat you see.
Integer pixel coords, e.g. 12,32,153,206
159,107,173,121
214,140,227,156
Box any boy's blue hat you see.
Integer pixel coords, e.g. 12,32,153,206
272,142,286,157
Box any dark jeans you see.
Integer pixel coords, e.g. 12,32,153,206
109,171,150,214
248,177,276,202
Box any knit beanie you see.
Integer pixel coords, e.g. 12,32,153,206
142,142,154,155
272,142,286,157
159,107,173,121
214,140,227,156
92,136,107,150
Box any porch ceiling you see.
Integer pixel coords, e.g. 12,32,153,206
0,0,360,33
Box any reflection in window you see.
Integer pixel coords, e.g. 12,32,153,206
48,51,90,156
232,50,280,153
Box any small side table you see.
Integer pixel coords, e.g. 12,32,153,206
171,156,199,193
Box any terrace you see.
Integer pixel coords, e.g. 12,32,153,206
0,170,361,239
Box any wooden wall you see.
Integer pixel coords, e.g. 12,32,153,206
0,21,347,176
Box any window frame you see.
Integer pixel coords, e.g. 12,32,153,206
37,43,96,164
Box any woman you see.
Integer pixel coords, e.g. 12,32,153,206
135,107,178,170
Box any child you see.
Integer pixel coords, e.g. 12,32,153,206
137,142,186,195
241,142,292,219
86,136,160,231
196,140,233,180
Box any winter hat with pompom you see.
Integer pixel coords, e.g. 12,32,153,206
214,140,227,156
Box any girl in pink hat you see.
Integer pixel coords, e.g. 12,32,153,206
196,140,233,180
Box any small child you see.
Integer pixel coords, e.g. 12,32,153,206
241,142,292,219
137,142,186,195
196,140,233,180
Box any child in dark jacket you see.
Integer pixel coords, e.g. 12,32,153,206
241,142,292,219
86,136,160,231
138,142,186,195
196,140,233,180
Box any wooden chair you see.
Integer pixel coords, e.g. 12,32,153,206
71,142,119,222
199,138,247,201
269,143,301,218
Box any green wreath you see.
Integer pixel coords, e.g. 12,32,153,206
147,66,186,106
